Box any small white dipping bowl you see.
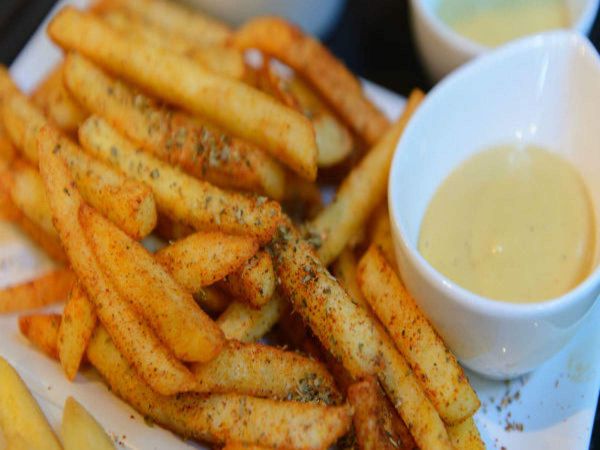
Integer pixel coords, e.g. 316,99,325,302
410,0,600,81
388,31,600,380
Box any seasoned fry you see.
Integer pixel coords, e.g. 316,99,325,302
368,201,398,271
2,91,157,239
37,124,196,395
88,326,352,449
270,220,452,450
62,397,116,450
0,357,62,450
81,206,225,363
31,63,86,134
155,215,193,241
447,417,485,450
0,268,74,313
49,8,318,180
190,340,340,403
307,90,424,265
0,121,16,162
18,314,61,360
357,245,480,424
64,53,285,198
217,293,287,342
219,250,275,308
79,116,281,243
195,286,231,315
58,282,97,380
332,247,367,309
234,17,390,146
223,444,272,450
156,231,258,292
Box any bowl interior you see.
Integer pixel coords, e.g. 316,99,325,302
390,32,600,280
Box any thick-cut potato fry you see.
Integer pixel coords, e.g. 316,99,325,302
58,282,97,380
190,340,340,403
223,445,272,450
0,357,62,450
307,90,424,265
18,314,61,360
234,17,390,146
447,417,485,450
49,9,318,180
332,247,367,309
80,206,225,363
348,376,408,450
0,122,16,162
357,246,480,424
2,91,157,239
219,250,275,308
79,116,281,243
282,173,324,221
270,221,452,450
217,293,287,342
87,326,352,449
155,215,193,241
0,268,74,313
31,63,86,134
368,201,398,271
62,397,116,450
103,0,232,46
155,231,258,292
64,53,285,199
195,286,231,315
37,124,196,395
101,10,244,79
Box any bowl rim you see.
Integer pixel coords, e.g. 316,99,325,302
410,0,600,56
388,30,600,321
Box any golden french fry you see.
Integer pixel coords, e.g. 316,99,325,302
155,231,258,292
219,250,275,308
282,173,324,221
100,10,244,79
37,124,195,395
0,357,62,450
78,116,281,243
368,201,398,271
195,286,231,315
332,247,367,309
447,417,486,450
87,326,352,449
217,293,287,342
0,121,17,162
190,340,340,403
2,91,157,239
80,205,225,363
222,444,273,450
0,268,74,314
18,314,61,360
62,397,116,450
306,90,424,265
270,220,452,450
155,215,194,241
31,63,86,134
234,17,390,146
58,282,97,380
357,245,480,424
49,8,318,180
63,53,285,198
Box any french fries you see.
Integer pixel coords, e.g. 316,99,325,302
58,283,97,380
332,247,367,309
368,201,398,271
79,116,281,243
447,417,486,450
0,268,75,313
190,340,341,403
0,357,62,450
62,397,116,450
307,90,424,265
357,245,480,424
18,314,61,360
156,231,258,292
87,326,352,449
38,124,196,395
219,250,276,308
234,17,390,146
49,8,318,180
195,286,231,315
63,53,285,199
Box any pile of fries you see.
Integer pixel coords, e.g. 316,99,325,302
0,0,485,448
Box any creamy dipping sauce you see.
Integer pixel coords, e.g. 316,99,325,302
418,145,595,303
437,0,570,47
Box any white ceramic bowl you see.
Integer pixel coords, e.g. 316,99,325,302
388,31,600,379
410,0,600,82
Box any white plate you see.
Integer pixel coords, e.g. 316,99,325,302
2,1,599,449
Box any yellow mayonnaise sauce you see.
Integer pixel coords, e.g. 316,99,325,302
418,145,595,303
437,0,570,47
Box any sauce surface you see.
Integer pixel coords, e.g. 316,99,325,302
437,0,569,47
419,145,595,303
